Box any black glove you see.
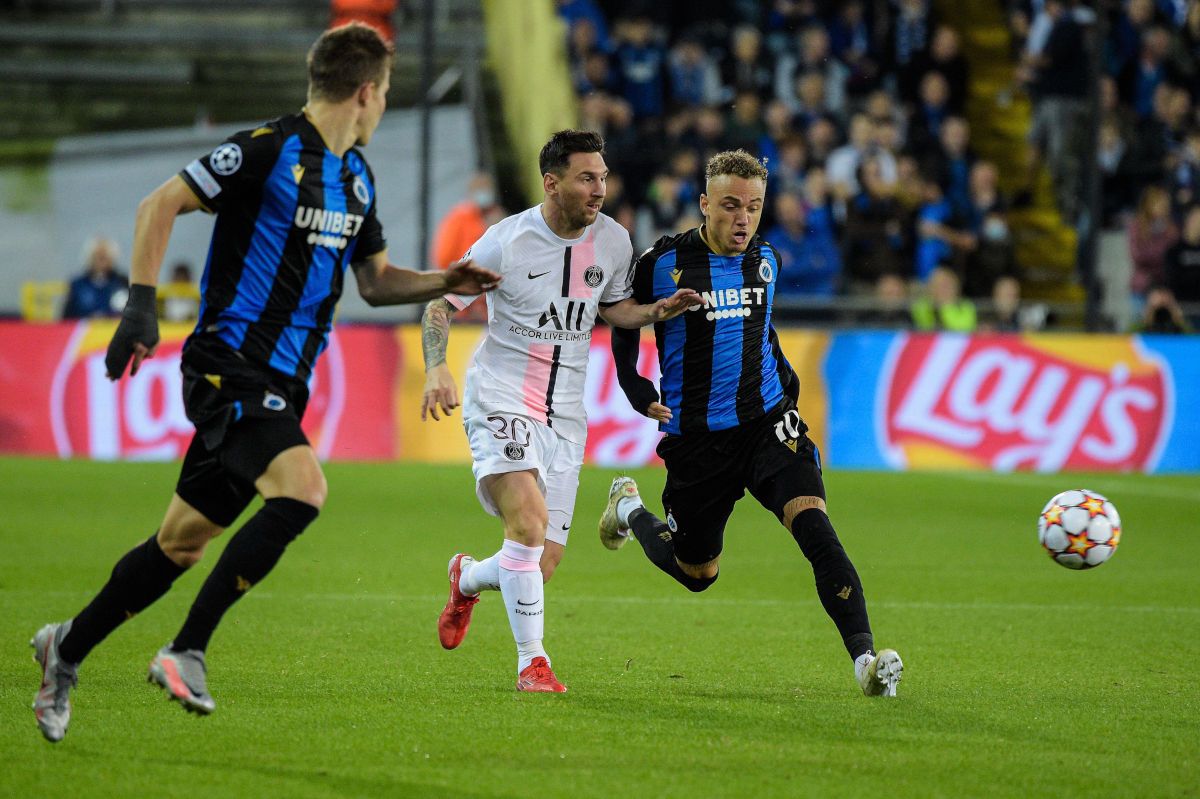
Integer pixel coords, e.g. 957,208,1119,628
105,284,160,379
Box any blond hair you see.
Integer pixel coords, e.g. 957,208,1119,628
704,149,768,183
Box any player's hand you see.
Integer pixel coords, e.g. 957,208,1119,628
104,284,160,380
443,258,500,296
647,402,673,423
421,363,459,421
651,288,702,321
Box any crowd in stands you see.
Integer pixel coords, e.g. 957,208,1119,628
549,0,1031,331
1005,0,1200,331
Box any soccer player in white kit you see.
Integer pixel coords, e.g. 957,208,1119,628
420,130,699,692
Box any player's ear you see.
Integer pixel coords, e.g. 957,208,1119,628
356,81,373,107
699,193,709,216
543,171,557,196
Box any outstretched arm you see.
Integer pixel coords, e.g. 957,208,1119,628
420,298,458,421
611,326,672,423
352,254,500,307
597,288,702,329
106,175,203,379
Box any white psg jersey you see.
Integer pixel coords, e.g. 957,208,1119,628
448,205,634,445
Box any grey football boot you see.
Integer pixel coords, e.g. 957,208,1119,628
31,620,79,743
856,648,904,697
148,645,216,714
599,476,640,550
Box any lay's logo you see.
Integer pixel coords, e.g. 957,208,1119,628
880,334,1173,472
49,321,345,461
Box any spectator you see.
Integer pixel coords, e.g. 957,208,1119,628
329,0,397,44
844,158,911,288
907,71,952,159
1128,184,1179,305
914,25,970,113
721,24,774,100
62,236,128,319
932,115,974,219
1169,126,1200,210
556,0,611,53
914,170,975,282
861,272,912,327
829,0,881,98
159,262,201,323
789,69,832,129
668,35,722,108
1131,284,1193,332
1099,115,1136,226
1165,203,1200,304
1024,0,1089,217
431,173,503,270
611,16,668,120
981,274,1023,332
431,173,504,323
1118,25,1175,119
766,189,841,298
889,0,936,104
777,24,848,120
911,266,977,331
772,134,809,196
963,162,1019,298
725,90,766,152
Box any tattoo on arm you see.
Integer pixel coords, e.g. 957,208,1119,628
421,298,453,368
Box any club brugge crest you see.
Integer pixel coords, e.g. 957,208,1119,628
666,511,677,532
584,265,603,288
758,258,774,283
353,176,370,205
504,441,525,460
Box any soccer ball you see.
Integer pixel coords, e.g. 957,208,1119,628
1038,489,1121,570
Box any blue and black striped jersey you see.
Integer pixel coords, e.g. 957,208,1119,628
620,228,796,435
178,112,386,382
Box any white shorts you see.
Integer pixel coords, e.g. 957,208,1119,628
464,413,584,546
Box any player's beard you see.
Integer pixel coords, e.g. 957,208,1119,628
570,197,601,230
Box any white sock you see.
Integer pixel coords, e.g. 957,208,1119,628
498,539,547,673
460,553,500,595
616,495,644,528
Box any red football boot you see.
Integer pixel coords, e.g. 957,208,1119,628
516,656,567,693
437,553,479,650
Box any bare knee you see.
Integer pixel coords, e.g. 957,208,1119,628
678,557,719,591
157,516,222,568
781,496,827,530
505,506,548,548
256,446,328,509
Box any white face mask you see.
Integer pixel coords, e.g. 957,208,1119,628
983,217,1009,242
472,190,495,208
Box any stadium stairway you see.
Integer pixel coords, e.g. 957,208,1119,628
0,0,479,142
933,0,1082,303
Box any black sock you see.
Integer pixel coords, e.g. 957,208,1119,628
171,498,318,653
791,508,873,660
58,534,187,664
629,508,717,592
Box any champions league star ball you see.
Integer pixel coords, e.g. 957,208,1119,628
1038,490,1122,570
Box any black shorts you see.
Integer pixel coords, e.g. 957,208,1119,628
175,336,311,527
656,402,824,566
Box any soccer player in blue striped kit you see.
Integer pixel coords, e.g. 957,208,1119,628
599,150,904,697
29,23,500,743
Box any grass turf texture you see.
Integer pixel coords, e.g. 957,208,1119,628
1,457,1197,798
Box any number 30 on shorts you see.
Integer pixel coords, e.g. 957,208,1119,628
486,414,532,446
773,410,804,444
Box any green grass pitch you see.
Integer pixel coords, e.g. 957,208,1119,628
1,457,1197,798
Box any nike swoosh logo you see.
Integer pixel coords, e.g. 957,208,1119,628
561,524,571,531
527,270,551,279
516,599,539,606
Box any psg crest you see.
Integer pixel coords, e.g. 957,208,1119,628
503,442,525,461
584,265,603,288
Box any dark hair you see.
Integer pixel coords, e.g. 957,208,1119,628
539,130,606,176
307,23,393,102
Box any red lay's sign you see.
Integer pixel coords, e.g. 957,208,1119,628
49,322,344,461
881,334,1173,472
